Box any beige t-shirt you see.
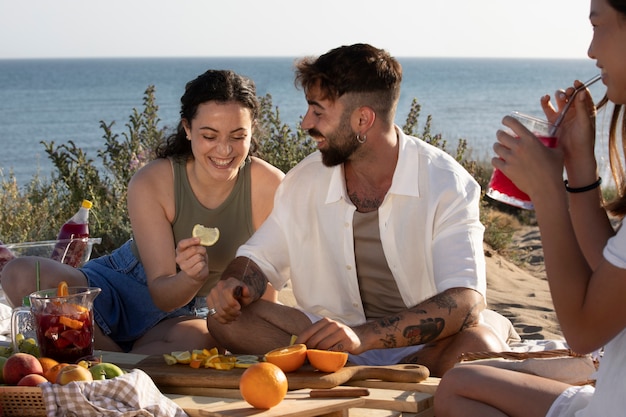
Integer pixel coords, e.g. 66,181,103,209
353,210,405,319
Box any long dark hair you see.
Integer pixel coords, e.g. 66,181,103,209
155,69,259,160
601,1,626,216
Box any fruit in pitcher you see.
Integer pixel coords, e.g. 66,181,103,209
264,343,307,372
239,362,288,409
306,349,348,373
3,352,44,385
56,364,93,385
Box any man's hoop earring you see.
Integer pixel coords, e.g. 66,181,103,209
356,134,367,144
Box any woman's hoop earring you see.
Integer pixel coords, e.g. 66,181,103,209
356,134,367,144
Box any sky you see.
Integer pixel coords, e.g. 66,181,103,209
0,0,593,60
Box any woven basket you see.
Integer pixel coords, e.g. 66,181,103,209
0,386,46,417
457,349,598,386
458,348,590,362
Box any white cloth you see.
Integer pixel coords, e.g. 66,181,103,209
544,225,626,416
41,369,188,417
238,127,486,326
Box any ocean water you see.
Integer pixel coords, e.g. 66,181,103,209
0,57,605,187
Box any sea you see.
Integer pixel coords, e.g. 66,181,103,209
0,57,608,187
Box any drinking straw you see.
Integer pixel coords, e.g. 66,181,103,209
36,260,40,291
549,74,602,136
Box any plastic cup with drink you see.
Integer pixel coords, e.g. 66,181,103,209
486,112,557,210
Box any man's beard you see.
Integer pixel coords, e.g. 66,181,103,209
309,119,359,167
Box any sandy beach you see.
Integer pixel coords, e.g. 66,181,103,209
485,225,563,341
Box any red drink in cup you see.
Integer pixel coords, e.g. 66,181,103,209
487,112,557,210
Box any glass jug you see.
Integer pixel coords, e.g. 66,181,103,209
11,286,101,363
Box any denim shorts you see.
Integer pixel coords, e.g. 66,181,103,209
80,240,205,352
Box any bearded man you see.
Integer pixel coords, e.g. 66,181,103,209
206,43,513,376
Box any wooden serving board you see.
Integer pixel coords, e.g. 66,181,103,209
136,355,429,391
167,387,433,417
168,389,366,417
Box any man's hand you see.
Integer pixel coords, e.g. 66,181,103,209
296,317,365,354
206,277,253,323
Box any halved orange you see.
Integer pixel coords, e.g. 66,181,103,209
264,343,307,373
306,349,348,373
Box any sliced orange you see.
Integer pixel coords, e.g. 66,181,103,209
265,343,307,373
57,281,69,296
204,354,237,370
306,349,348,373
59,316,84,329
239,362,288,409
189,359,203,369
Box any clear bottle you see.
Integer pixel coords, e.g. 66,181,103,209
50,199,92,267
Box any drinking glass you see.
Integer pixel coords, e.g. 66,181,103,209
486,112,557,210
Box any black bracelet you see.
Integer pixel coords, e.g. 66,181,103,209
564,177,602,193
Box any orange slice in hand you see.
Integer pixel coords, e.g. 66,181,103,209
57,281,69,296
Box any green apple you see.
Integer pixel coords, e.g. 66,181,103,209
89,363,124,380
0,356,7,383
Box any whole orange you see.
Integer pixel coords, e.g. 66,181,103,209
264,344,307,372
44,363,69,383
38,357,59,375
239,362,288,409
306,349,348,373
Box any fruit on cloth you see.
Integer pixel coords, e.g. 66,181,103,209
239,362,288,409
44,362,69,383
306,349,349,373
3,352,44,385
192,224,220,246
89,362,124,380
17,373,48,386
264,343,307,372
56,364,93,384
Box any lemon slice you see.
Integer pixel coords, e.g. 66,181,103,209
163,354,178,365
171,350,192,364
192,224,220,246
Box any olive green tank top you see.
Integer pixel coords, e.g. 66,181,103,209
132,157,254,297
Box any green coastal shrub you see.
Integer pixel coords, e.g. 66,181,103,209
0,85,518,257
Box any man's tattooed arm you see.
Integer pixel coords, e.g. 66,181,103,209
221,256,268,302
364,288,483,349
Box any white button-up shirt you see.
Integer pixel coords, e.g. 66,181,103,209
238,127,486,326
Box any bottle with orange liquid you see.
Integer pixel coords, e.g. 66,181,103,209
50,200,92,267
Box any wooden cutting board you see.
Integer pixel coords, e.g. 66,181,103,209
136,355,429,390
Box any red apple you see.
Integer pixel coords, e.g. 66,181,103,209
17,373,48,386
3,353,44,385
55,364,93,385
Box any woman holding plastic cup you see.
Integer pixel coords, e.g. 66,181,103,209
435,0,626,415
